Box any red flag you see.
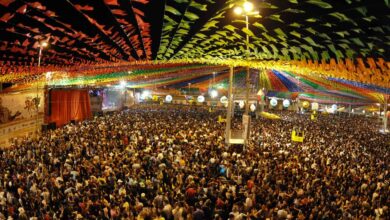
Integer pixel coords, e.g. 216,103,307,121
16,4,27,14
74,4,94,11
0,0,15,7
0,13,14,22
44,10,57,17
6,26,15,32
30,2,46,10
111,9,126,16
104,0,119,6
132,8,144,16
133,0,149,4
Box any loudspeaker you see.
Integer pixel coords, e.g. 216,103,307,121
48,122,56,130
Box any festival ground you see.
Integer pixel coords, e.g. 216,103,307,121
0,104,388,219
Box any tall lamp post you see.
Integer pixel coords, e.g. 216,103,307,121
225,67,234,144
234,1,258,148
295,76,301,113
383,96,388,133
258,69,266,114
35,40,48,137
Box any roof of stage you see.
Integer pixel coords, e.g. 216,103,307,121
0,0,389,103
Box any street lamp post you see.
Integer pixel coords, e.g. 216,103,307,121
258,69,266,116
35,40,48,138
383,96,388,133
212,72,216,86
225,66,234,144
296,76,301,113
233,1,258,149
244,14,250,116
37,41,48,67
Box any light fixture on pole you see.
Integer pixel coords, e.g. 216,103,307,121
35,39,49,137
38,40,48,67
243,1,254,12
383,96,388,133
295,76,301,113
233,0,258,148
259,70,266,113
233,7,243,15
225,67,234,145
212,72,216,90
120,80,127,88
210,90,218,99
120,80,127,108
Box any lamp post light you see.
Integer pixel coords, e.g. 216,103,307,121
383,96,388,133
295,76,301,113
38,41,48,67
256,68,266,118
210,89,218,99
120,80,127,108
233,1,258,148
225,66,234,144
35,40,48,138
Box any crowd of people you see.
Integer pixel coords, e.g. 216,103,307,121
0,104,388,219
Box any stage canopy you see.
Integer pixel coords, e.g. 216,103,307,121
0,0,389,103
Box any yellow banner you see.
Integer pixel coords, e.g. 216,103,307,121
291,130,304,142
218,115,226,123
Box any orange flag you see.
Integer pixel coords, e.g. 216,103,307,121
0,0,15,7
104,0,119,6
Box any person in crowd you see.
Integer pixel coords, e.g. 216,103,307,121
0,104,388,219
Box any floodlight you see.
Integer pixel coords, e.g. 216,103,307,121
210,90,218,98
234,6,243,15
243,1,254,12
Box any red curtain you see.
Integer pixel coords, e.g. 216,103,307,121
48,89,92,127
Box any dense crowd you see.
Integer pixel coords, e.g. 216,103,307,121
0,104,388,219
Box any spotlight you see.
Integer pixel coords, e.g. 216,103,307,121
120,80,127,88
243,1,254,12
234,7,243,15
45,72,52,80
210,90,218,98
141,90,150,99
40,41,48,48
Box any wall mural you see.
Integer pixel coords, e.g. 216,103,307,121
0,97,21,123
0,90,44,124
24,97,40,113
